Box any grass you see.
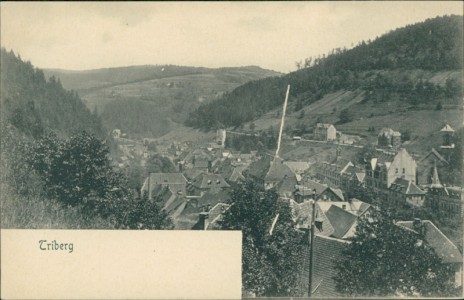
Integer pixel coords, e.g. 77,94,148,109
1,182,115,229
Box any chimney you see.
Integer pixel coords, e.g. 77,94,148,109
412,218,426,236
342,204,346,210
199,212,209,230
315,217,324,232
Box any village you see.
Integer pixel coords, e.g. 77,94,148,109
110,92,463,297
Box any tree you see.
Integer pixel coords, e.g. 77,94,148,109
28,131,130,213
220,179,305,297
249,122,256,131
118,192,173,230
338,108,353,124
435,102,443,110
334,208,459,297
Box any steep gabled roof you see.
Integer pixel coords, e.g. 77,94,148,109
299,235,349,297
297,179,328,196
440,124,455,132
264,157,295,182
420,148,448,164
328,187,345,201
290,200,335,237
396,220,462,264
390,178,425,195
245,155,271,180
325,205,358,239
284,161,311,174
146,173,187,185
191,173,230,189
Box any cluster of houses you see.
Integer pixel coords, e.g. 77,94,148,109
125,120,462,297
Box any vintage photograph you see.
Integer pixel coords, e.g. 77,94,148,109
1,1,463,298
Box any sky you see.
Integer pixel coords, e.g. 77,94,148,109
1,1,463,73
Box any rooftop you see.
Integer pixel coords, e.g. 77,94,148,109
396,220,462,264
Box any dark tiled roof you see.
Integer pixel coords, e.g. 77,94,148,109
328,187,345,201
191,173,230,189
284,161,310,173
396,220,462,264
207,203,231,230
245,155,271,179
148,173,187,185
290,200,335,237
297,179,328,196
390,178,425,195
264,157,295,182
183,168,203,181
325,205,358,239
299,235,349,297
276,175,298,195
420,148,448,164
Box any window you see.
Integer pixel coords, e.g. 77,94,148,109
395,168,398,174
402,168,405,174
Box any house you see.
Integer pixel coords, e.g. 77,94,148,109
216,129,227,146
396,219,463,287
187,173,230,197
417,148,449,185
112,129,121,139
298,235,349,297
244,155,271,185
388,177,426,208
317,199,372,217
377,128,402,148
316,158,364,191
294,179,345,202
264,157,296,190
440,124,455,149
284,161,311,177
425,167,463,219
140,173,188,198
365,148,417,200
192,202,231,230
290,200,335,236
314,123,336,141
325,205,359,239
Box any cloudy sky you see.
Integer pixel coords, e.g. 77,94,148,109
1,1,462,73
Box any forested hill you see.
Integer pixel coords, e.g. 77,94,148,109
1,48,104,138
44,65,280,92
44,64,281,139
186,15,463,130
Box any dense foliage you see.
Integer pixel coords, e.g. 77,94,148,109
225,131,277,153
1,48,105,138
186,15,463,130
0,50,172,229
1,127,173,229
220,180,306,297
334,208,459,297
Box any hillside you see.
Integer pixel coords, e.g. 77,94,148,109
186,15,463,141
0,48,104,138
45,65,282,138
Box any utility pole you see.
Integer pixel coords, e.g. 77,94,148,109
147,172,151,200
308,188,317,297
275,85,291,158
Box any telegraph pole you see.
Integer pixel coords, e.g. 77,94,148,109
275,85,290,158
308,188,317,297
